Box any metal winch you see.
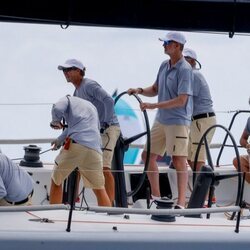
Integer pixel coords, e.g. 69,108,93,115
19,144,43,168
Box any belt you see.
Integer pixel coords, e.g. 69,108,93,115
6,190,33,205
192,112,215,121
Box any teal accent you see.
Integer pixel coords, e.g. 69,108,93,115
124,148,139,164
114,99,137,118
113,93,140,164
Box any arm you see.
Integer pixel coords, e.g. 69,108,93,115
127,82,158,97
140,94,188,111
239,129,250,149
86,83,115,124
0,176,7,199
50,97,68,149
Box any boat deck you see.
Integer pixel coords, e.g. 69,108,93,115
1,207,250,250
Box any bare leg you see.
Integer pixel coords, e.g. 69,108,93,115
103,166,115,205
142,151,161,197
49,179,62,204
233,156,250,183
173,156,188,207
93,188,112,206
188,160,205,173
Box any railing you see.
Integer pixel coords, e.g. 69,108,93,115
216,110,250,166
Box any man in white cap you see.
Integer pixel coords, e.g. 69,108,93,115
57,59,120,206
127,31,193,209
183,48,216,184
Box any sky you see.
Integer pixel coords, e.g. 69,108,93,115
0,22,249,163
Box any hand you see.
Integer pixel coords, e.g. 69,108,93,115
51,139,61,150
100,122,109,134
50,121,63,130
127,88,143,95
246,143,250,154
140,102,157,111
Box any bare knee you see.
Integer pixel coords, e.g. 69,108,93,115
141,151,158,163
103,166,112,177
232,157,238,168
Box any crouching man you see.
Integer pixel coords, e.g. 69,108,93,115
0,152,34,206
49,95,111,207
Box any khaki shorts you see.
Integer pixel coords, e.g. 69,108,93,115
101,125,121,168
188,116,216,162
144,121,190,157
52,143,104,189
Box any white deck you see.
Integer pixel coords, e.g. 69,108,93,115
0,163,248,249
1,207,250,250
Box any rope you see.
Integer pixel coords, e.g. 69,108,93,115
11,148,53,161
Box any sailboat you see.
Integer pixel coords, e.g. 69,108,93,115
1,1,250,249
0,91,250,249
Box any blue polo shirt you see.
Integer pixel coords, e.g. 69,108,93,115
192,69,214,116
155,57,193,126
74,78,119,127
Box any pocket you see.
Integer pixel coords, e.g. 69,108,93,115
195,120,201,132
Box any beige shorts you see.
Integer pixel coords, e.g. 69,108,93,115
101,125,121,168
144,121,190,157
188,116,216,162
52,143,104,189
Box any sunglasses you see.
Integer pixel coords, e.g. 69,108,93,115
63,67,78,73
163,40,174,46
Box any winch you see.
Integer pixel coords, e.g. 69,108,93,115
20,144,43,168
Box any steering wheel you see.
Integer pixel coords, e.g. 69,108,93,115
114,91,151,197
192,124,243,220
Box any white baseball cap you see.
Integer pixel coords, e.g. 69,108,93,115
58,59,85,71
183,48,201,69
183,48,197,60
159,31,186,45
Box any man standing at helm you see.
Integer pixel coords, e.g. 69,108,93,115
183,48,216,176
128,31,193,209
57,60,120,206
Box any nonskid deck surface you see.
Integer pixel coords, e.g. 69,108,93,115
1,208,250,233
1,208,250,250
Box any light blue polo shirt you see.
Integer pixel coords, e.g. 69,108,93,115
74,78,119,127
51,96,102,154
192,69,214,116
155,57,193,126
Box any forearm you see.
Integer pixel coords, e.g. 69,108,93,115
240,138,249,148
139,85,158,97
127,84,157,97
102,96,115,124
239,130,249,148
156,95,188,109
57,129,68,144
